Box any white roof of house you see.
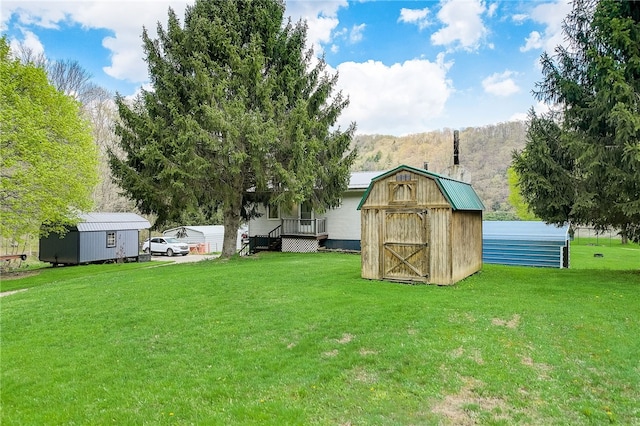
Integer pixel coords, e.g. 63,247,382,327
349,171,384,190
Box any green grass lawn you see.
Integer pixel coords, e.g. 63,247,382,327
1,242,639,425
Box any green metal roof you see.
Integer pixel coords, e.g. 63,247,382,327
356,165,485,211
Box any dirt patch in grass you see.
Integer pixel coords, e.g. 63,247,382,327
451,347,465,359
335,333,354,344
449,347,484,365
349,366,378,384
431,377,510,425
0,288,29,297
521,356,553,380
0,270,39,281
492,314,521,329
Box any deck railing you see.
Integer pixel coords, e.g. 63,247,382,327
281,218,326,236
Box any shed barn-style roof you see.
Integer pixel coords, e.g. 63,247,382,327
75,213,151,232
357,165,485,211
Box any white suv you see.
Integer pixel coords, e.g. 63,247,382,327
142,237,189,256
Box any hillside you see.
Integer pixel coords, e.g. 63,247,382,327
351,121,528,213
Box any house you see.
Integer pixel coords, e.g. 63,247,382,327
483,221,570,268
162,225,245,253
39,212,151,265
246,171,380,253
358,165,484,285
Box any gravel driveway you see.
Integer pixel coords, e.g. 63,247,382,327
150,253,218,263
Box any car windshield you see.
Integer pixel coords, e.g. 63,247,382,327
164,238,179,243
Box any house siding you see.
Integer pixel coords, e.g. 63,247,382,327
323,191,362,242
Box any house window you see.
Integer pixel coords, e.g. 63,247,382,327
106,232,116,248
268,204,280,219
396,172,412,182
300,201,313,226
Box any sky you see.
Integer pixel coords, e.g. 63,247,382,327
1,0,572,136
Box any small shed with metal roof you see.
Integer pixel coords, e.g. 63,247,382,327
358,165,484,285
39,212,150,265
483,221,570,268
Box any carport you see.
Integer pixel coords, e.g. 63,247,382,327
483,221,570,268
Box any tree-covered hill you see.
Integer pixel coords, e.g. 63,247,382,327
351,121,528,213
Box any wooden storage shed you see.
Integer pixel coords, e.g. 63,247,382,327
39,212,150,265
483,221,570,268
358,165,484,285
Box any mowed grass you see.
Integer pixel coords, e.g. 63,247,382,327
1,244,639,425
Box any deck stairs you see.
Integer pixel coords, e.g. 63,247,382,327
248,225,282,254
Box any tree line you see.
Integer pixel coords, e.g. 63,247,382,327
2,0,638,257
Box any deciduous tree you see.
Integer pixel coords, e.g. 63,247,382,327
513,0,640,241
0,37,98,242
506,166,537,221
110,0,357,257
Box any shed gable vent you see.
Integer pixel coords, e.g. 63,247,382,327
389,172,417,204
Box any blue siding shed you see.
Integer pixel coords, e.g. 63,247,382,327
483,221,570,268
39,213,150,265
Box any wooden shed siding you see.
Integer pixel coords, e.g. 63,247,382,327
360,208,380,279
451,211,483,282
429,208,452,284
418,177,450,207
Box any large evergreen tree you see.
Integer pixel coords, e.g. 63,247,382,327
110,0,356,257
0,37,98,243
513,0,640,241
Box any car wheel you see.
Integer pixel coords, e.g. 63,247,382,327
144,248,150,254
167,248,174,257
182,253,188,256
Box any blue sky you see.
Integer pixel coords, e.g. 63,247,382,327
1,0,572,135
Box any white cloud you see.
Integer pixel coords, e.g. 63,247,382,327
431,0,488,51
2,0,189,83
519,0,572,53
9,29,45,57
510,100,552,122
349,23,366,44
332,55,454,135
512,13,528,24
520,31,543,52
1,2,69,30
486,3,498,18
482,71,520,96
285,0,348,53
398,7,431,30
1,0,352,87
508,112,528,122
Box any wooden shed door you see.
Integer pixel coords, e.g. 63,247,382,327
383,210,430,282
